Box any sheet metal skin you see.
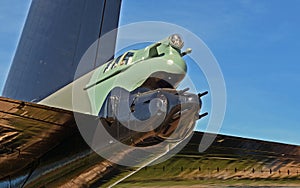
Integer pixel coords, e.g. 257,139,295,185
0,97,113,187
0,97,75,181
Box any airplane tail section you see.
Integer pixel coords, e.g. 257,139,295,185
2,0,122,102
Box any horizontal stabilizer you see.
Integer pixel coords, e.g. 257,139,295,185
0,97,76,179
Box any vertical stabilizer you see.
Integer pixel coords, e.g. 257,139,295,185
3,0,122,102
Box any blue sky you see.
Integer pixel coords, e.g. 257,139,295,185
0,0,299,145
0,1,30,92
